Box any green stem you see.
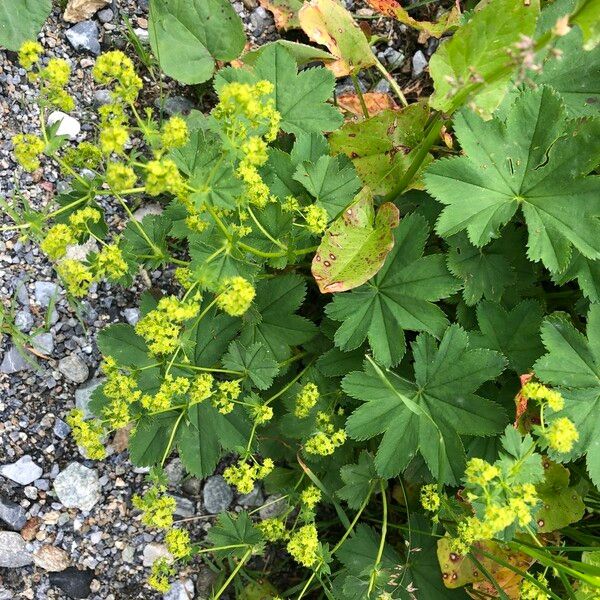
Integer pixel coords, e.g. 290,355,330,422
265,359,316,405
374,59,408,107
351,72,370,119
368,480,388,595
160,410,185,467
247,207,287,249
213,548,252,600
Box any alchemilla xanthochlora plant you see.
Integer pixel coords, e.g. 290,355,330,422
7,0,600,596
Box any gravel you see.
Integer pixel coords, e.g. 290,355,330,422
0,496,28,530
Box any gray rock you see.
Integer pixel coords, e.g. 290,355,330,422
15,280,29,305
58,354,89,383
0,455,43,485
65,21,101,55
133,203,163,222
123,308,140,326
173,495,195,518
373,79,391,94
412,50,428,76
164,578,195,600
250,6,269,36
382,47,405,68
0,532,33,567
202,476,233,514
0,346,33,373
182,477,202,497
14,310,34,332
238,483,264,507
165,458,185,487
133,27,149,43
49,567,94,598
93,89,112,107
156,96,194,116
31,332,54,355
75,378,105,417
142,543,171,567
97,7,114,22
0,496,27,530
54,463,101,512
195,566,217,599
259,494,287,520
53,418,71,440
34,281,59,307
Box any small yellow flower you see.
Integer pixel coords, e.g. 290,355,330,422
161,116,189,149
216,276,255,317
105,162,136,192
132,486,176,529
56,259,94,297
258,518,288,542
18,41,43,69
294,383,319,418
546,417,579,453
68,207,101,232
300,485,321,510
287,524,319,567
165,528,192,560
148,558,174,593
144,158,184,196
12,134,45,171
464,457,500,487
95,244,128,280
304,204,328,235
100,124,129,155
189,373,214,404
66,409,106,460
41,224,77,260
420,484,440,512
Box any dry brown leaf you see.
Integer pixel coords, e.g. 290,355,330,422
337,92,398,116
63,0,110,23
258,0,303,30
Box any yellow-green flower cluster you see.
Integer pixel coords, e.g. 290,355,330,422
148,557,174,593
237,161,273,208
521,381,564,412
223,457,274,494
282,195,300,213
132,484,177,529
286,524,319,567
12,134,45,171
216,276,255,317
66,409,106,460
19,41,43,69
135,297,200,355
165,528,192,560
63,141,103,170
56,259,94,297
39,58,74,111
68,207,101,232
300,485,321,510
464,457,500,487
93,50,143,102
144,158,185,197
211,380,241,414
520,573,550,600
189,373,214,404
420,484,440,512
102,370,141,428
546,417,579,453
304,412,346,456
100,123,129,155
304,205,328,235
141,374,190,412
251,403,273,425
40,224,77,259
258,518,288,542
95,244,128,280
105,162,136,192
294,383,319,418
161,116,189,150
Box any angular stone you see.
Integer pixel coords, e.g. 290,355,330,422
0,496,27,531
34,281,59,307
238,483,264,507
31,332,54,355
163,578,195,600
412,50,428,76
47,111,81,140
0,346,34,374
14,310,33,332
259,494,287,520
142,543,171,567
0,532,33,567
0,455,43,485
58,354,89,383
202,476,233,514
54,463,101,512
173,495,195,518
49,567,94,598
65,21,101,55
63,0,110,22
33,545,70,572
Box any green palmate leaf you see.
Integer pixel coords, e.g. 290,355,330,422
470,300,545,374
298,0,376,76
294,155,361,219
192,310,240,366
426,86,600,273
329,103,432,196
530,28,600,117
535,462,585,532
311,189,400,294
428,0,539,115
571,0,600,49
97,324,154,368
344,326,507,483
207,512,264,558
0,0,51,51
122,214,172,268
553,251,600,303
261,148,306,201
337,451,377,510
327,213,460,367
497,425,544,485
240,274,317,361
216,45,343,136
129,411,182,466
178,403,249,478
533,305,600,487
223,341,279,389
149,0,246,84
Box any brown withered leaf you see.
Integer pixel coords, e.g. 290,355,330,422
258,0,303,30
337,92,398,117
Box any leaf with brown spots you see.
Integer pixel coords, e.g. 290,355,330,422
337,92,398,116
258,0,303,30
298,0,376,77
365,0,460,38
312,188,399,293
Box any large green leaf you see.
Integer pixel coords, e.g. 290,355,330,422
426,86,600,273
428,0,539,115
207,512,264,557
327,213,460,367
223,341,279,390
0,0,51,51
97,324,154,368
129,411,181,466
149,0,246,84
534,305,600,487
311,190,399,294
343,326,507,483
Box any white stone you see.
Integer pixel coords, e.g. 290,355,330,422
47,111,81,140
53,463,101,512
142,543,171,567
0,455,43,485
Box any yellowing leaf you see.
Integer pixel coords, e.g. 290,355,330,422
298,0,376,76
366,0,460,38
337,92,398,116
312,188,399,293
258,0,302,30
